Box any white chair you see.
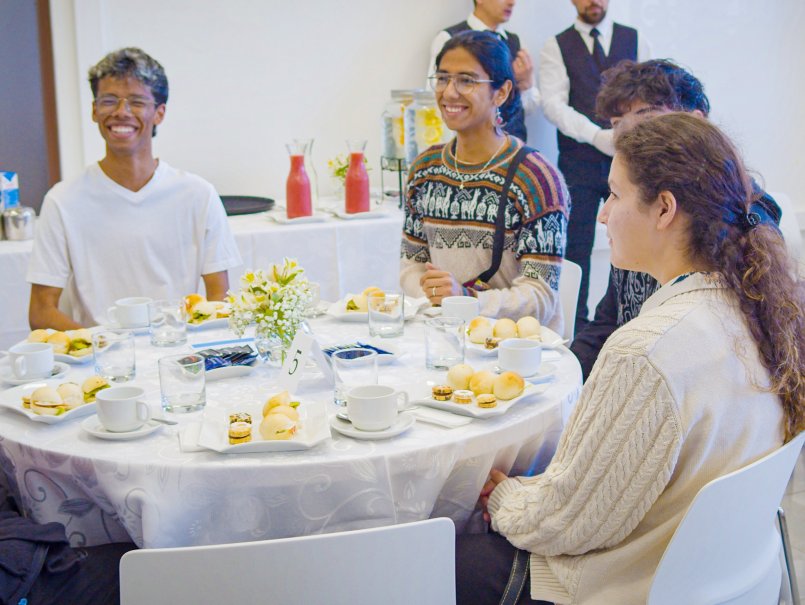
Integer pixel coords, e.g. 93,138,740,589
558,259,582,341
120,517,456,605
768,192,804,277
648,432,805,605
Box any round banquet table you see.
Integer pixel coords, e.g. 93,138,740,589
0,310,582,548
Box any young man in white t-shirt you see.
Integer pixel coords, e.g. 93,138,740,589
27,47,241,329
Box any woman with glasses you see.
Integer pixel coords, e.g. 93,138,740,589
400,31,569,329
457,113,804,604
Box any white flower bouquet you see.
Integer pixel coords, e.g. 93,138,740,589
227,258,313,349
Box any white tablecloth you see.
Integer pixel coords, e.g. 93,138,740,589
0,313,582,548
0,204,404,349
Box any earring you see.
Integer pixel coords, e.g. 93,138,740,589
495,106,503,127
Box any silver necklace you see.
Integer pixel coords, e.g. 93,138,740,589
451,136,508,190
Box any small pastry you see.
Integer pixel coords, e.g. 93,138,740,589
493,371,525,400
432,385,453,401
484,337,502,350
476,394,497,408
263,391,291,417
516,317,541,339
82,375,110,403
259,414,297,440
228,421,252,445
229,412,252,425
493,318,518,339
468,317,493,345
56,382,84,410
468,370,495,396
267,404,299,422
452,389,473,404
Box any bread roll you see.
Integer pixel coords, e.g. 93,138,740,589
516,317,541,339
46,331,71,355
468,317,493,344
29,386,64,415
263,391,291,417
493,371,525,400
56,382,84,409
447,363,474,390
467,316,490,332
259,414,297,440
82,375,110,402
493,318,518,339
28,329,50,343
468,370,495,396
362,286,385,298
345,294,368,312
267,404,299,422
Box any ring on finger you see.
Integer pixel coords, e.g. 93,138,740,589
432,286,437,297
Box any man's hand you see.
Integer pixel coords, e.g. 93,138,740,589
513,49,535,91
480,469,510,523
592,129,615,156
419,262,465,305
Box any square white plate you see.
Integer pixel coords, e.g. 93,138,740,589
15,330,94,365
466,325,566,355
187,317,230,331
415,382,547,418
326,298,417,323
0,380,97,424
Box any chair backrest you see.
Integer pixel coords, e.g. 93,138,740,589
648,432,805,605
558,259,582,341
120,517,456,605
767,192,804,277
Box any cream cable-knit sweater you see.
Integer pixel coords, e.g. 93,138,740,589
488,273,784,605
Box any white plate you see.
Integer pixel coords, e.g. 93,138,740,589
332,209,389,220
0,362,70,386
15,331,95,365
493,362,557,385
197,408,329,453
205,364,256,382
0,380,96,424
187,317,230,331
416,382,547,418
81,416,162,440
103,322,150,335
329,413,415,440
466,326,567,355
269,211,330,225
326,298,417,323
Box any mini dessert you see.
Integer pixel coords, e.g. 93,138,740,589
229,412,252,425
447,363,474,390
468,370,495,396
46,331,71,355
432,385,453,401
82,375,111,403
259,413,297,440
56,382,84,409
21,395,31,409
484,337,502,350
493,318,518,339
228,421,252,445
516,317,541,339
29,386,66,416
493,371,525,400
452,389,473,404
267,404,299,422
263,391,291,416
65,329,93,358
467,317,492,344
476,394,498,408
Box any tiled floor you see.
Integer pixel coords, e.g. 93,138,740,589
782,450,805,599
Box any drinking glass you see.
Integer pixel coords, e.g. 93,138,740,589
332,347,378,406
158,353,206,413
92,330,136,382
425,317,465,370
368,292,405,338
149,299,188,347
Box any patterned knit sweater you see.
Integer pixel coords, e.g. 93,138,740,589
488,273,784,605
400,137,569,330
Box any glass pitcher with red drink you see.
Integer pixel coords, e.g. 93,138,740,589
344,139,370,214
285,141,312,219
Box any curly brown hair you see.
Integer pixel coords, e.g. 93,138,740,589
615,113,804,441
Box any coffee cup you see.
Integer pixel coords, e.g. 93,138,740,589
440,296,480,323
95,386,151,432
498,338,542,377
107,297,152,328
1,342,54,380
346,384,409,432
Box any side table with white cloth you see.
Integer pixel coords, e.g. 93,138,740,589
0,311,582,548
0,205,404,349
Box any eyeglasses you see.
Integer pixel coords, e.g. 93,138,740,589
428,74,494,95
94,95,157,115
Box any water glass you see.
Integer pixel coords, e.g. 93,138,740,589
158,353,206,413
332,347,378,406
92,330,136,382
368,292,405,338
425,317,465,370
149,299,188,347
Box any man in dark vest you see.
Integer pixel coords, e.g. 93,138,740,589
429,0,539,142
539,0,649,333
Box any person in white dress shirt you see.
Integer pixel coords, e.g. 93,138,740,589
429,0,539,142
27,48,241,329
539,0,649,333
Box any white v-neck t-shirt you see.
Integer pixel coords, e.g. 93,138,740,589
27,161,242,326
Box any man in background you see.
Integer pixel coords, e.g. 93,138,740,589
570,59,783,379
429,0,539,141
540,0,649,333
27,47,241,329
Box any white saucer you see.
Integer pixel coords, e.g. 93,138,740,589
0,362,70,386
269,211,330,225
329,413,415,440
81,415,162,441
332,209,388,220
103,322,150,335
494,362,557,384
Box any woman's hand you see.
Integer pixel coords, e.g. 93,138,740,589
420,262,465,305
480,469,510,523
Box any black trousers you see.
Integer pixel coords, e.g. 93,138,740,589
559,154,611,333
456,532,553,605
26,542,136,605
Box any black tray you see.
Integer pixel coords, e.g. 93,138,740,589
220,195,275,216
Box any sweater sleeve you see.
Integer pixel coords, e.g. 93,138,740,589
487,348,683,556
399,162,430,297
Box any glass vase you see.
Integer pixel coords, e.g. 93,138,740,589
254,332,288,368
